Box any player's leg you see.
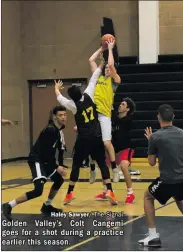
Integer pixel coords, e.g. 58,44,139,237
118,149,140,176
94,152,111,200
3,180,45,221
3,162,46,221
41,169,64,215
82,156,89,167
173,182,183,214
64,139,88,205
92,138,118,205
175,200,183,213
138,178,171,247
118,149,135,203
98,113,119,183
89,155,97,184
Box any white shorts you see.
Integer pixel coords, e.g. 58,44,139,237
98,113,112,141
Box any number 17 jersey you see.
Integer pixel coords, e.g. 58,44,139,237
74,93,101,139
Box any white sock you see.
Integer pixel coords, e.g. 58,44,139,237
9,200,17,208
127,188,133,194
103,185,107,193
149,228,157,237
45,198,52,206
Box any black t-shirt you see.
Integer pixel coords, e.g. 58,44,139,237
112,111,133,153
74,93,101,139
28,123,63,167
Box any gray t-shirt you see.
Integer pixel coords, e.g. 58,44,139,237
148,126,183,184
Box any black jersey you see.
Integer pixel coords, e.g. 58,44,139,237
74,93,101,139
28,123,63,167
112,110,133,153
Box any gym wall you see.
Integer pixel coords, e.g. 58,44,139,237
2,0,183,159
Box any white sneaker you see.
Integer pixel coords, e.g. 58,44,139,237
138,233,161,247
112,168,120,183
89,169,97,184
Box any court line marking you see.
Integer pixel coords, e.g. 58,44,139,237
1,178,155,191
63,200,175,251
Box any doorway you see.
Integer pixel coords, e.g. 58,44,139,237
29,78,87,157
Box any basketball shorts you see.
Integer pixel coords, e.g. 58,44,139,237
28,162,58,182
149,177,183,205
106,148,134,166
98,113,112,141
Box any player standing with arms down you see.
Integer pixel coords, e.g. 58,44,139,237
3,106,67,221
55,66,118,206
89,39,121,183
95,98,136,203
138,104,183,247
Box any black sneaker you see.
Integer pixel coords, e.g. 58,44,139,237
3,203,12,221
40,203,63,216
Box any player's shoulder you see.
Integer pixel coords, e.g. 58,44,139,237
42,124,57,134
120,115,133,123
151,129,161,137
83,92,93,102
171,126,183,137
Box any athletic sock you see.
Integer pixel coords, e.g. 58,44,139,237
9,200,17,208
105,183,113,191
45,198,52,206
127,188,133,194
67,185,75,194
149,228,157,237
111,161,117,169
103,185,107,193
90,164,95,171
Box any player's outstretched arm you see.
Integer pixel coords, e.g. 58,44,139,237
84,64,103,100
89,47,105,73
107,40,121,84
54,80,77,114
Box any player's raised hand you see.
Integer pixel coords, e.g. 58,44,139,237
144,127,152,140
54,80,64,90
106,39,115,50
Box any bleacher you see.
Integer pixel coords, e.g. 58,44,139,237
115,57,183,157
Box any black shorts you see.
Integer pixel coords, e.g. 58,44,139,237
28,162,57,182
149,177,183,205
73,136,105,167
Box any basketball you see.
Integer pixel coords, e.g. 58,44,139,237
101,34,115,46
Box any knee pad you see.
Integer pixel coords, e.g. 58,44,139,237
26,179,44,200
51,172,64,190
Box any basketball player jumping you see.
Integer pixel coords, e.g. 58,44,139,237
55,66,118,206
95,98,136,204
89,39,121,183
3,106,67,221
138,104,183,247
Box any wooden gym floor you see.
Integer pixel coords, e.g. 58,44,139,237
1,159,183,251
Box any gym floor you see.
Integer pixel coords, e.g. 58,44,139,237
1,159,183,251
